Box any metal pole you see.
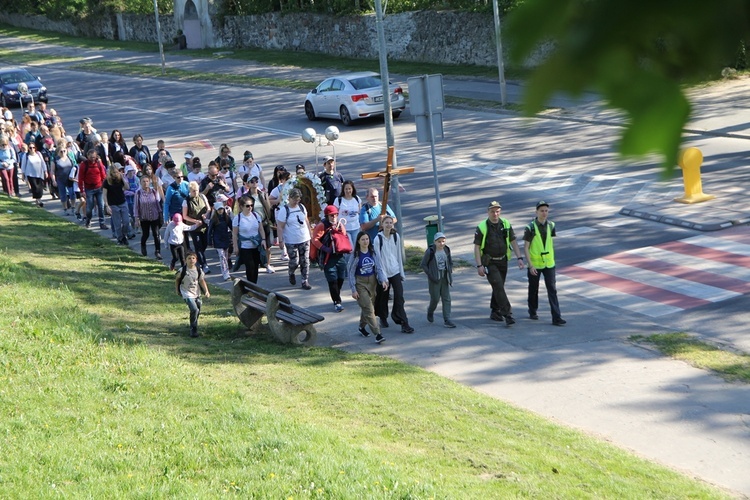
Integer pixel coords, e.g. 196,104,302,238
374,0,403,237
153,0,167,75
491,0,507,106
423,75,444,232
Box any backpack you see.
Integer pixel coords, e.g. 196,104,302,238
281,203,307,223
376,231,398,253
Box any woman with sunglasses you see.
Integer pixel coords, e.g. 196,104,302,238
232,195,266,283
21,142,48,207
277,188,312,290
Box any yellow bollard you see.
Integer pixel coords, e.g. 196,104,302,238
674,147,715,204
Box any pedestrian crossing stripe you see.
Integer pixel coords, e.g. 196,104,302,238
558,230,750,317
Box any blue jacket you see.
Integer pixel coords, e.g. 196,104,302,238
163,180,190,222
207,213,232,249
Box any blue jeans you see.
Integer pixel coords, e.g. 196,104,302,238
184,297,202,335
110,202,131,241
85,187,105,224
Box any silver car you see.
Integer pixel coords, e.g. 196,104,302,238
304,71,405,126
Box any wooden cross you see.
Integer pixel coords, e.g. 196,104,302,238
360,146,414,210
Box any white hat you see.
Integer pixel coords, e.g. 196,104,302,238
184,150,194,159
433,231,446,241
214,201,225,210
125,164,136,173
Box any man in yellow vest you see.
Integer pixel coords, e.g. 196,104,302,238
474,201,526,326
523,201,566,326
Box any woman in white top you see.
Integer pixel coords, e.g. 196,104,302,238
232,195,266,284
277,188,312,290
21,142,48,207
372,215,414,333
333,180,361,261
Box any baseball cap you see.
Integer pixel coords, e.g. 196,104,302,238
536,200,549,209
433,231,446,242
214,201,225,210
487,201,502,210
324,205,338,216
323,156,334,163
184,150,194,159
115,162,125,170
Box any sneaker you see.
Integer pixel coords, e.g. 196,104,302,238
155,253,162,260
505,315,516,326
444,320,457,328
334,303,344,313
379,318,389,328
301,281,312,290
190,329,199,338
231,259,241,272
169,263,175,271
529,313,539,320
375,334,386,344
223,274,231,281
401,324,415,334
427,310,434,323
85,218,91,228
289,274,296,285
358,326,370,337
38,202,44,207
203,265,211,274
100,223,109,230
266,264,276,274
553,318,567,326
76,213,83,221
280,253,290,261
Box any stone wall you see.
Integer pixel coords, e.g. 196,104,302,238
0,10,503,67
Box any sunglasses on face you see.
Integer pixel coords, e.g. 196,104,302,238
244,204,253,208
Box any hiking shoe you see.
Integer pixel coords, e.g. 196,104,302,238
427,311,434,323
375,334,385,344
379,318,389,328
301,281,312,290
359,326,370,337
155,253,162,260
490,311,504,322
529,313,539,320
334,303,344,313
100,223,109,230
266,264,276,274
553,318,567,326
444,320,456,328
289,274,296,285
505,315,516,326
401,324,415,334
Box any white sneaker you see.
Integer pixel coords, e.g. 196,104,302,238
280,253,290,261
266,264,276,273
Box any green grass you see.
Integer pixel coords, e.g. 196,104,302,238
0,195,730,497
633,333,750,383
0,48,85,65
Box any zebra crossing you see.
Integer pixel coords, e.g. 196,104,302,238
558,231,750,317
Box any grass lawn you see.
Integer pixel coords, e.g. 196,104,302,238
0,196,730,497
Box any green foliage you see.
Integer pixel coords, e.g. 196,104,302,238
0,0,171,18
218,0,520,15
506,0,750,174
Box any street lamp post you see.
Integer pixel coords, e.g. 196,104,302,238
301,126,340,173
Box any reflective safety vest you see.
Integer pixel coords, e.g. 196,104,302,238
477,218,512,260
526,219,555,269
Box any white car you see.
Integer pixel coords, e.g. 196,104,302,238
304,71,405,126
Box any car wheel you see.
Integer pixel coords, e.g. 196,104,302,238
392,111,401,120
340,106,352,126
305,101,317,121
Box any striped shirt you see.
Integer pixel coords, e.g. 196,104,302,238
134,187,162,221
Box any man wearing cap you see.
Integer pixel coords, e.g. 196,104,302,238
524,201,566,326
318,156,344,206
474,201,525,326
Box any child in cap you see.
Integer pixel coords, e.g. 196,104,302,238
420,232,455,328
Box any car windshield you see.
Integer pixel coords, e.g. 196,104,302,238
0,70,35,84
349,75,382,90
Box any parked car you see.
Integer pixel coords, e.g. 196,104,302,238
0,67,48,108
304,72,405,126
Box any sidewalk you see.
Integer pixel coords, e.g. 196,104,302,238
4,36,750,496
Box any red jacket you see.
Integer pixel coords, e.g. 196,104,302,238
78,159,106,191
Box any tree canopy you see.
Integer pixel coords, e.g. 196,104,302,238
506,0,750,173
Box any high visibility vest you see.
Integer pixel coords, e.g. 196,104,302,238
526,219,555,269
477,218,512,260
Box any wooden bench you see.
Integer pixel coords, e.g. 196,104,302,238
231,278,324,346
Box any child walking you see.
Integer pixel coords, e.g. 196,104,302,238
420,232,455,328
347,231,389,344
176,251,210,337
165,213,202,271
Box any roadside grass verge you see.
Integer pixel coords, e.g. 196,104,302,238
0,22,522,79
0,48,85,65
632,333,750,384
0,199,729,497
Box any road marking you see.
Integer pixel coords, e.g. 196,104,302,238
559,230,750,317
